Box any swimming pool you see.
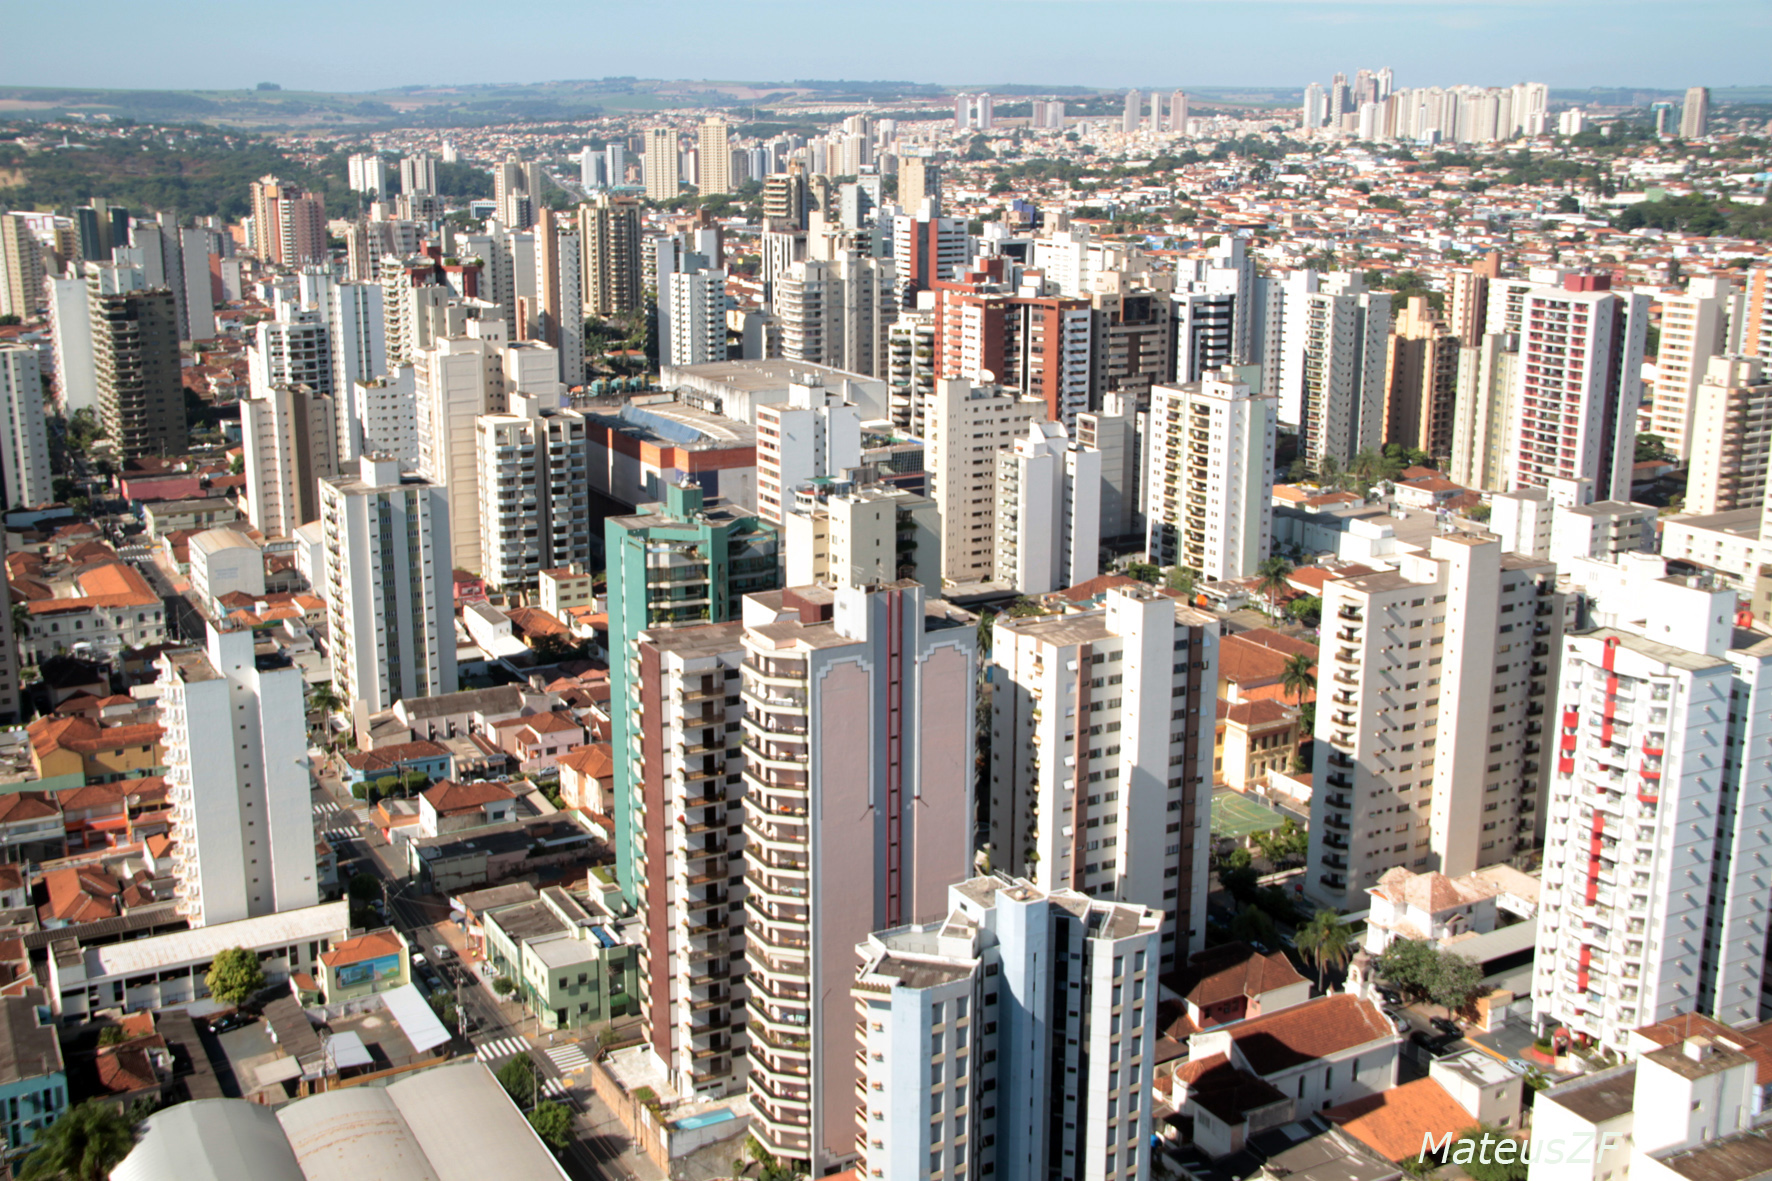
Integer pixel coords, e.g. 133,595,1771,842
671,1107,736,1132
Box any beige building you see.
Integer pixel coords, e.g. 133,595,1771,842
1214,698,1303,792
1685,356,1772,516
924,377,1046,585
643,128,679,202
697,116,731,196
988,585,1218,969
1307,533,1563,908
1647,277,1732,459
1384,296,1461,462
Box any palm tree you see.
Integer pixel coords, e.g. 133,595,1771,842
1280,652,1316,709
1315,453,1343,490
307,681,344,749
1295,909,1354,987
18,1102,136,1181
1256,556,1293,620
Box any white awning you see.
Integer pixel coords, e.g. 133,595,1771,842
328,1030,373,1069
382,983,450,1053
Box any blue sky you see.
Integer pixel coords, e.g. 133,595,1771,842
1,0,1764,93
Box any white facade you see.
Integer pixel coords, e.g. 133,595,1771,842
415,335,507,575
853,877,1161,1181
1277,272,1390,465
1685,356,1772,516
1307,535,1563,908
770,253,894,381
783,483,942,593
328,280,386,462
47,277,97,415
993,419,1101,595
925,378,1046,586
1533,559,1772,1050
0,345,53,509
157,623,319,928
666,268,727,368
474,391,591,594
1144,372,1276,580
1449,333,1520,492
319,456,458,721
989,586,1218,968
755,382,863,526
353,366,420,469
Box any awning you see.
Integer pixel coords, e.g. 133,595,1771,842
382,983,450,1053
328,1030,373,1070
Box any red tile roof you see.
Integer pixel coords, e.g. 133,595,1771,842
1169,942,1308,1009
422,779,517,813
1325,1078,1476,1161
320,929,405,968
1226,994,1396,1076
558,743,614,779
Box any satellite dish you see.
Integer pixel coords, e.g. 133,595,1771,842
979,368,996,384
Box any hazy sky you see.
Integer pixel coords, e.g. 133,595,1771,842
1,0,1764,93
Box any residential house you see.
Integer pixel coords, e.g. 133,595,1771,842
557,743,614,819
1363,864,1540,956
27,716,164,792
1168,942,1312,1031
494,712,586,773
0,989,66,1155
1215,699,1304,791
316,928,411,1003
339,740,454,790
480,884,637,1031
0,795,63,863
416,780,518,839
1325,1052,1524,1162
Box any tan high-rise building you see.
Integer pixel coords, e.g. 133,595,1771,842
248,176,326,265
1745,266,1772,362
581,194,643,317
1384,295,1460,461
896,155,937,214
1685,356,1772,515
1648,276,1732,459
697,116,731,196
1446,267,1490,348
0,214,45,320
1680,86,1710,139
1306,534,1562,909
644,128,680,202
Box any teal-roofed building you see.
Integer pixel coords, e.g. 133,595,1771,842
604,483,778,903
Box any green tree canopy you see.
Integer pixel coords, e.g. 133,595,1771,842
1295,909,1354,982
527,1101,573,1151
205,947,266,1007
18,1101,136,1181
1449,1127,1529,1181
496,1053,540,1105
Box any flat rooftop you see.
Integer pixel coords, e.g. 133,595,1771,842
1665,508,1762,538
1542,1063,1636,1123
663,358,877,392
88,901,350,979
586,399,756,451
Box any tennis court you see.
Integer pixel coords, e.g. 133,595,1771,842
1211,790,1285,839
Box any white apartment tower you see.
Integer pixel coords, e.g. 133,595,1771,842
925,378,1046,586
474,390,591,594
771,253,895,380
1144,372,1276,580
755,382,864,526
353,367,420,469
318,456,458,720
739,582,976,1171
988,585,1218,969
698,116,731,196
853,877,1162,1181
1686,357,1772,516
0,345,53,510
1504,274,1649,502
1534,556,1772,1051
328,280,387,462
415,333,515,575
994,419,1101,595
157,622,319,927
1278,272,1390,466
783,481,943,594
1306,535,1564,908
47,277,97,414
667,267,727,368
644,128,680,202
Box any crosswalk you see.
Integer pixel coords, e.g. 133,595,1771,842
541,1077,571,1098
314,800,359,843
476,1036,530,1063
545,1043,590,1073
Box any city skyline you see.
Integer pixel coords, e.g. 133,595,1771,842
0,0,1763,95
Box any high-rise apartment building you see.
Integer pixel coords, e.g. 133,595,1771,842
415,332,516,574
666,265,726,367
1144,371,1276,580
1079,399,1142,542
0,346,52,510
157,622,319,927
1384,296,1461,461
890,208,968,308
1447,266,1493,348
853,876,1162,1181
399,152,437,197
885,308,936,434
739,581,976,1171
352,368,419,469
932,262,1092,427
1448,332,1519,491
1090,287,1175,407
697,116,731,196
988,584,1217,969
532,211,584,386
1680,86,1711,139
248,176,326,266
47,277,96,415
644,129,680,202
1302,82,1327,129
1277,272,1390,467
328,280,386,461
1744,267,1772,362
1533,555,1771,1050
605,483,780,904
91,286,187,460
242,381,337,539
925,377,1046,585
1503,273,1649,502
494,158,545,231
1646,277,1731,459
1685,357,1772,516
754,381,863,526
0,214,44,320
1122,89,1143,134
318,455,458,721
1306,534,1563,908
347,153,387,195
994,420,1101,595
580,193,643,317
896,155,939,216
770,252,894,380
782,479,942,593
474,389,591,594
626,620,749,1100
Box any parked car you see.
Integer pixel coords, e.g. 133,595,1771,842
1383,1009,1409,1033
1430,1016,1462,1038
1503,1058,1535,1075
431,944,453,961
209,1012,254,1035
1410,1030,1459,1056
1376,987,1403,1006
